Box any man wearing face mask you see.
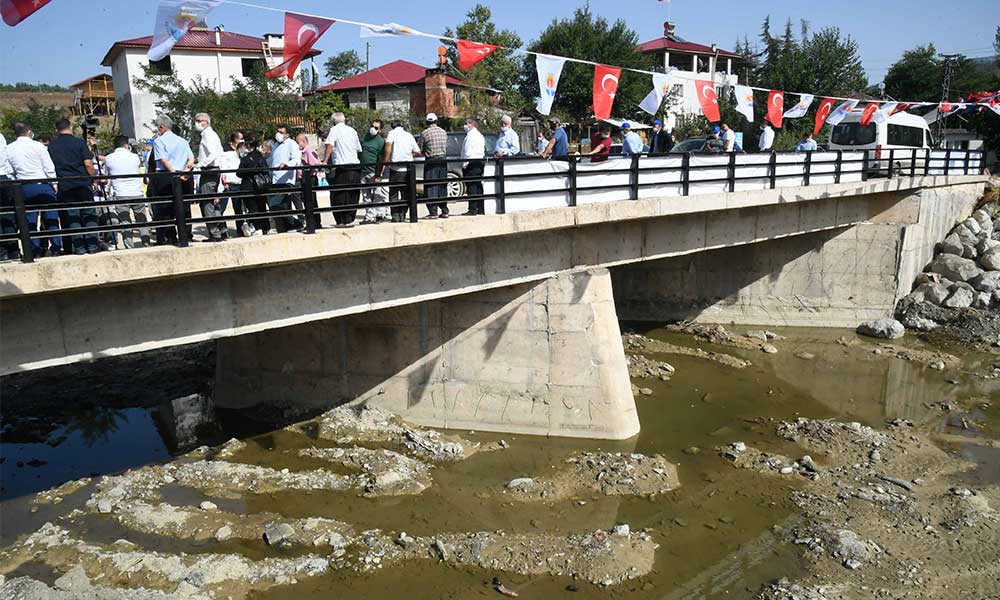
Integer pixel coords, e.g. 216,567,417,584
494,114,520,158
323,112,363,227
358,119,387,224
194,113,226,241
584,123,612,163
460,117,486,216
150,115,194,245
650,119,673,154
219,132,254,237
269,123,304,233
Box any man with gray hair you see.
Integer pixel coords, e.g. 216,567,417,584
323,112,362,227
494,114,520,157
151,114,194,245
460,117,486,215
194,112,226,240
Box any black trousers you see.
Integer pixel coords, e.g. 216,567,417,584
424,158,449,216
331,166,361,225
388,170,409,222
463,160,485,215
152,176,193,245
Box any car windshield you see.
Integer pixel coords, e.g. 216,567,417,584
831,122,876,146
672,139,706,152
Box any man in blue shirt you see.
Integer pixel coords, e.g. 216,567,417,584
268,123,304,232
796,133,818,152
494,115,520,157
150,115,194,245
621,123,644,158
539,117,569,159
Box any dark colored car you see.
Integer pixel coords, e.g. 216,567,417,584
670,138,709,153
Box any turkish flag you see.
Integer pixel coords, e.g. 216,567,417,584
457,39,498,70
767,90,784,128
2,0,53,26
266,12,335,80
812,97,836,136
859,102,879,126
694,80,720,122
939,101,958,115
592,65,621,120
890,102,913,115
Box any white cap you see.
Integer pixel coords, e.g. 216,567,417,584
426,112,438,122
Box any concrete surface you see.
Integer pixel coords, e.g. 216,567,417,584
215,268,640,440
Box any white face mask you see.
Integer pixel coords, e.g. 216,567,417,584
195,122,206,132
369,127,378,137
275,132,285,143
501,125,508,131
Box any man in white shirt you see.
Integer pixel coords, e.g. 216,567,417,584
759,123,775,152
0,130,18,260
721,123,736,152
268,123,303,233
194,112,227,240
322,112,362,227
103,135,150,248
6,122,62,257
460,117,486,216
381,121,421,223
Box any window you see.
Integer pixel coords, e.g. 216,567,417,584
453,90,463,105
368,94,376,110
148,56,172,76
241,58,265,77
887,124,925,147
831,122,876,146
667,53,690,71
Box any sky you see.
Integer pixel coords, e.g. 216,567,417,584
0,0,996,88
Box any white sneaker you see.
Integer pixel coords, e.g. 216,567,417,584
251,229,263,237
241,223,253,237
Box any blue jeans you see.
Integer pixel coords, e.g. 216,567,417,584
58,186,99,254
22,183,62,255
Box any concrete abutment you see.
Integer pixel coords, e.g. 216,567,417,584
214,267,640,440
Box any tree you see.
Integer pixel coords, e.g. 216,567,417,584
519,6,655,123
1,100,68,140
965,26,1000,158
883,45,940,101
442,4,524,110
324,50,364,84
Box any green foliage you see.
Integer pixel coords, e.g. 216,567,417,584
966,26,1000,157
443,4,525,110
519,5,655,123
883,44,940,101
133,62,302,141
1,100,68,140
305,92,348,132
671,112,709,143
0,82,71,93
324,50,364,84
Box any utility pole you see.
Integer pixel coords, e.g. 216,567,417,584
365,42,371,109
937,53,959,145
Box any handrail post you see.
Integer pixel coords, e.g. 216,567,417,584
629,154,640,200
888,148,895,178
12,184,34,263
963,150,970,175
568,158,578,207
406,163,418,223
727,151,737,193
172,175,189,247
861,151,869,182
834,150,843,184
945,149,951,176
803,151,812,186
494,157,506,214
911,148,917,177
302,169,317,233
924,148,930,176
681,153,690,196
768,151,777,189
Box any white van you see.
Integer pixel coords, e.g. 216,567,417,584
828,110,934,176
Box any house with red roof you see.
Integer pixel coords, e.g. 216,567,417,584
313,59,497,120
101,27,321,139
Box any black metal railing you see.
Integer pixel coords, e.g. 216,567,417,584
0,148,986,264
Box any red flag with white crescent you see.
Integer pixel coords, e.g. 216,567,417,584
812,97,836,136
859,102,879,126
592,65,621,120
457,39,498,70
938,101,958,115
890,102,913,115
2,0,53,26
694,80,720,122
266,12,335,80
767,90,784,128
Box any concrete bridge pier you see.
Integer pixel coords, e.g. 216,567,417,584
214,267,640,440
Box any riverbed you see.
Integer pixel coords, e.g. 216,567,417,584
1,324,998,599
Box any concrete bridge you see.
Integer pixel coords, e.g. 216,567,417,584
0,172,988,440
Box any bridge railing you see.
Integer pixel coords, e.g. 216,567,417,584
0,148,986,264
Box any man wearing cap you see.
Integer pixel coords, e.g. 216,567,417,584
538,117,569,159
621,123,644,158
650,119,673,154
419,113,449,219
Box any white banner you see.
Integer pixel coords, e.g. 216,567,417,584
783,94,814,119
639,72,673,116
535,55,566,116
733,85,755,122
149,0,221,61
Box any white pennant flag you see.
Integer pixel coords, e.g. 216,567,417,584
360,22,422,38
535,54,566,116
783,93,814,119
733,85,754,122
149,0,222,61
872,102,897,124
639,72,673,116
825,99,859,126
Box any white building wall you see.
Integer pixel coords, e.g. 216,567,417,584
663,70,738,133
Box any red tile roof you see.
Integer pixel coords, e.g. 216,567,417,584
100,29,319,66
314,60,464,92
637,36,741,58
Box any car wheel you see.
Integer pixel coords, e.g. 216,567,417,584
447,171,465,198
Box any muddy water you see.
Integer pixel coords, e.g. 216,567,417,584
2,325,999,599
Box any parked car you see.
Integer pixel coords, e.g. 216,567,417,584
828,110,933,176
413,131,500,197
670,138,709,153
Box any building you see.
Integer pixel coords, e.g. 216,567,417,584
638,21,742,129
101,27,320,139
71,74,115,116
313,59,498,121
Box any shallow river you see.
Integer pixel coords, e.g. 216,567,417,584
1,325,998,599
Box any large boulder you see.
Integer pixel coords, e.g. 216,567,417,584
857,318,905,340
954,224,979,248
938,233,964,256
913,272,943,286
962,218,983,236
974,292,992,310
927,254,983,283
943,286,975,309
973,209,994,236
977,238,1000,256
911,282,950,306
980,247,1000,271
970,271,1000,293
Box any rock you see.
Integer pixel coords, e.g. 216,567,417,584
974,209,994,236
431,539,450,561
975,291,992,310
761,344,778,354
612,524,631,536
199,501,218,511
794,351,816,360
506,477,536,490
980,247,1000,271
731,442,747,453
682,446,701,455
53,565,90,592
913,272,942,285
970,271,1000,292
779,466,795,474
911,282,950,306
954,224,980,255
977,237,1000,255
929,360,946,370
857,318,905,340
746,330,768,342
638,387,653,396
927,254,982,283
832,529,870,564
962,218,983,236
938,232,964,256
943,286,975,309
264,522,295,546
899,313,939,332
97,500,113,514
962,243,979,259
214,525,233,541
